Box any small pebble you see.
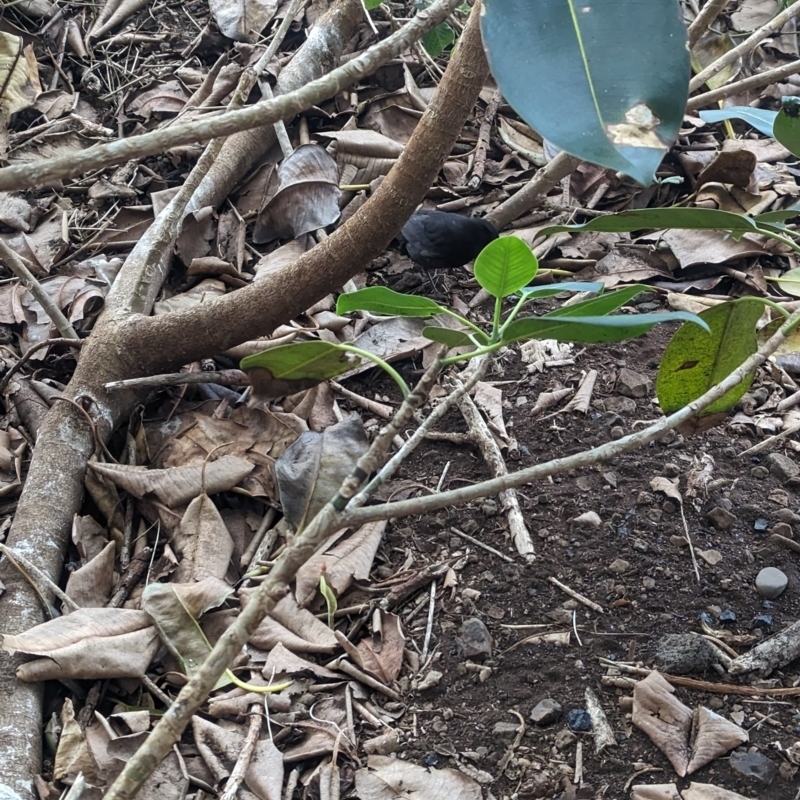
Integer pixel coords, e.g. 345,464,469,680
530,698,562,726
456,618,493,659
751,615,773,630
729,750,777,785
719,610,737,624
753,518,769,532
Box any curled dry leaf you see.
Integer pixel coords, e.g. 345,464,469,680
632,672,748,777
355,754,482,800
295,521,387,607
2,608,160,681
89,455,254,506
632,671,692,776
276,414,369,531
0,33,41,118
254,144,342,243
209,0,279,42
172,494,235,583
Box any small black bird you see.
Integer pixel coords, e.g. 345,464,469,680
398,210,498,271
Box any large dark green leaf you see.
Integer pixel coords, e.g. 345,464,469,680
240,341,356,400
543,285,650,318
502,311,705,345
656,300,763,415
538,207,760,238
773,97,800,159
481,0,690,186
336,287,445,317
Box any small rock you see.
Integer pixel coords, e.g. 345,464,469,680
456,618,493,659
654,633,719,674
751,615,773,630
755,567,788,599
601,396,637,414
663,463,681,478
750,466,769,479
417,670,443,691
554,729,578,749
642,576,656,590
492,721,521,740
632,538,649,553
670,535,689,548
771,522,793,539
637,491,655,505
363,730,400,755
530,699,562,726
754,518,769,532
662,500,680,514
608,558,631,575
766,453,799,483
775,508,800,525
719,609,737,624
571,511,602,529
697,549,723,566
566,708,592,732
616,368,651,399
610,425,625,439
707,507,736,530
480,500,499,516
729,750,777,785
422,753,439,768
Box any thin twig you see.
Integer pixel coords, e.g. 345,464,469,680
449,526,514,563
549,576,604,614
690,0,800,91
219,703,263,800
688,58,800,110
0,239,79,340
687,0,731,49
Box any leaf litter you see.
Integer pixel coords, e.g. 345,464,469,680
2,0,800,798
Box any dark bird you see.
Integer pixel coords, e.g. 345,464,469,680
399,210,498,271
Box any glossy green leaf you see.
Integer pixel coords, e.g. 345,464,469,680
518,281,604,298
240,341,356,400
336,286,445,317
543,285,651,318
422,23,455,57
502,311,705,346
754,205,800,224
364,0,382,8
539,207,760,239
481,0,690,186
422,326,482,347
698,107,776,137
655,300,763,415
773,267,800,298
773,97,800,158
474,236,539,298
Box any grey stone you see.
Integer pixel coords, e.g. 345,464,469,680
775,508,800,525
608,558,631,575
616,368,651,399
456,617,492,660
492,721,520,740
529,698,562,726
755,567,788,599
766,453,799,483
707,507,736,530
729,750,777,785
654,633,719,674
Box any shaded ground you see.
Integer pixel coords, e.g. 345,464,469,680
347,318,800,799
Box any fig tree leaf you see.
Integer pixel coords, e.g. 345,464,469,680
656,300,764,416
240,341,356,401
474,236,539,298
481,0,690,186
336,287,445,317
502,311,705,346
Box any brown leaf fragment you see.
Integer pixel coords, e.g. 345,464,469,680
89,455,254,506
2,608,159,681
686,707,748,774
632,671,692,776
355,754,482,800
65,540,115,607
